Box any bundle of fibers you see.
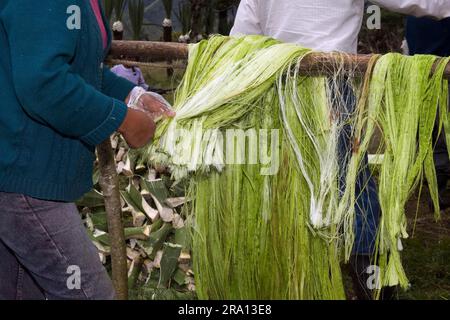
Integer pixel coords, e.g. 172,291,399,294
342,54,450,292
138,35,450,299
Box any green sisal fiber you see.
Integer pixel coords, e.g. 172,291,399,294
138,36,450,299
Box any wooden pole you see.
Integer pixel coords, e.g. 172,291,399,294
95,33,131,301
97,139,129,300
109,41,450,79
162,19,174,77
110,41,189,61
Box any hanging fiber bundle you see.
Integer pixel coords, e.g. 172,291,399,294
138,35,450,299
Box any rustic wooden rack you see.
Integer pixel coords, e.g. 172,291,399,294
109,40,450,79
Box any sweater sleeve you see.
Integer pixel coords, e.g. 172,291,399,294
3,0,127,147
102,65,136,101
230,0,263,36
371,0,450,20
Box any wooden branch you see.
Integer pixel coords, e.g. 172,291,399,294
110,41,189,61
163,23,174,77
298,52,375,76
97,139,128,300
109,40,450,79
105,58,186,70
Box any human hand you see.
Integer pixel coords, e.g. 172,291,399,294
118,108,156,149
126,87,175,121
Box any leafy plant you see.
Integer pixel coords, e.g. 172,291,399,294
204,0,216,35
113,0,127,21
162,0,173,19
102,0,115,22
144,0,162,14
128,0,145,40
175,1,192,36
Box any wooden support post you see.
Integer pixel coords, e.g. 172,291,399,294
97,138,128,300
163,20,174,77
95,34,131,301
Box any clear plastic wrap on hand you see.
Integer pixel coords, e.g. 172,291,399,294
127,86,173,122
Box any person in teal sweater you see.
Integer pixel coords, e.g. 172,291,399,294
0,0,173,299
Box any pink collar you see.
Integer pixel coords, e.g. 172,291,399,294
90,0,107,49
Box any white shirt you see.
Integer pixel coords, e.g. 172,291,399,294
230,0,450,53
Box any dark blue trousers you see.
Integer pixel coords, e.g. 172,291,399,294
0,192,115,300
334,80,380,255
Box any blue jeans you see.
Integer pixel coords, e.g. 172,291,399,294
333,80,380,255
0,192,115,300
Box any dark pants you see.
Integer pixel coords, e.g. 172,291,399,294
0,192,115,300
333,80,380,256
333,80,382,299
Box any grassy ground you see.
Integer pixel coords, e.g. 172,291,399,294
399,189,450,299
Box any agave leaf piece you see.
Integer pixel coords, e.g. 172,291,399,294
129,238,138,250
122,155,134,177
130,208,147,227
179,250,191,263
158,242,183,288
150,194,175,223
87,210,108,232
76,189,104,208
153,250,164,269
147,169,158,181
98,252,107,264
143,259,153,274
85,213,95,232
126,247,142,261
116,161,125,175
115,147,126,162
173,268,187,286
174,226,188,247
121,183,159,222
92,168,100,186
138,222,173,258
128,255,144,289
110,135,119,149
141,197,159,221
178,262,190,273
172,214,185,229
125,226,151,241
86,227,110,252
142,179,169,204
165,197,187,208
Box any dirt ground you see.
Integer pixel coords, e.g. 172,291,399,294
399,188,450,299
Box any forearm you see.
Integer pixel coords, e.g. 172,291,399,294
102,66,136,101
371,0,450,19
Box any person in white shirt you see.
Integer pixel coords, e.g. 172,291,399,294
230,0,450,300
231,0,450,53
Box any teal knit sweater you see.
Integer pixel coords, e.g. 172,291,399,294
0,0,135,201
